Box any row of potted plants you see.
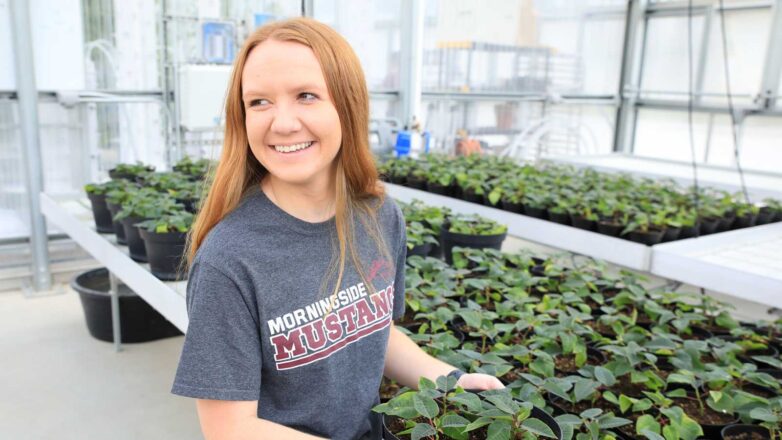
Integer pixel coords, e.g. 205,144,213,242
84,158,210,280
378,244,782,439
378,154,782,246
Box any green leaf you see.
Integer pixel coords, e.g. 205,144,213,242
413,394,439,419
464,416,493,432
598,416,632,429
574,380,597,402
487,420,512,440
411,422,437,440
619,395,633,414
594,367,616,387
636,415,661,437
450,392,482,412
436,374,458,392
580,408,602,419
750,407,779,423
440,413,470,428
521,418,557,438
419,377,436,391
486,394,519,415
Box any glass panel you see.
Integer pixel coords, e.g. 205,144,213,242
701,8,771,106
740,116,782,174
314,0,402,91
640,15,706,99
422,0,627,95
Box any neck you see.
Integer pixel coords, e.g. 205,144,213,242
261,171,337,223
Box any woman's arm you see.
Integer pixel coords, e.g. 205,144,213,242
196,400,328,440
383,325,504,390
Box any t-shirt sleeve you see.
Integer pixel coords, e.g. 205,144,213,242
392,201,407,320
171,260,262,400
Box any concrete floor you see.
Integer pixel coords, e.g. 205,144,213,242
0,286,202,440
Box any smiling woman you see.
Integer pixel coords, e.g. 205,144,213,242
171,17,501,440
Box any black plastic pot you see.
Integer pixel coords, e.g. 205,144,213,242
597,221,622,237
120,216,150,262
462,188,485,205
389,175,406,185
426,181,452,197
87,192,114,233
407,242,432,259
523,205,548,220
71,268,182,343
757,207,774,225
440,227,507,265
549,211,571,226
721,424,771,440
105,201,127,245
700,217,720,235
500,200,524,214
406,175,427,190
662,226,681,242
139,229,187,281
176,197,199,214
626,228,665,246
716,214,736,232
732,213,758,229
572,216,597,232
679,223,700,239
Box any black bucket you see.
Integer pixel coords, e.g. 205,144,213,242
120,216,149,262
71,268,182,343
440,227,506,265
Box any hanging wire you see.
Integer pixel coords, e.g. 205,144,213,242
686,0,701,237
717,0,750,204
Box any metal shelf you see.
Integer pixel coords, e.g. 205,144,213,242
39,193,188,333
651,222,782,310
385,183,653,271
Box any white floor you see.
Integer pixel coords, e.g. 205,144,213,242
0,286,202,440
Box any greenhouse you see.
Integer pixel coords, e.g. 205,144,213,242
1,0,781,439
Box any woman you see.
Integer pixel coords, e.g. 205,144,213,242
171,17,503,440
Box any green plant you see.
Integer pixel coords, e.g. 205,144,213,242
448,214,507,236
373,376,558,439
115,190,183,221
136,210,194,233
111,162,154,176
84,180,126,195
554,408,631,440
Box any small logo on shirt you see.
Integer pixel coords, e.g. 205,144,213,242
266,281,395,370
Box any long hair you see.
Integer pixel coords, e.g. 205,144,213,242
186,17,391,297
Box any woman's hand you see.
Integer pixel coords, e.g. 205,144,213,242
456,373,505,391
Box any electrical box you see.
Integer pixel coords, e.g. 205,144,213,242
178,64,232,129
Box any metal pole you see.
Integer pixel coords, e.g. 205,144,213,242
400,0,424,128
9,0,52,292
757,0,782,109
109,272,123,352
613,0,648,153
301,0,314,17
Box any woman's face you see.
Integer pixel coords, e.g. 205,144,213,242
242,39,342,187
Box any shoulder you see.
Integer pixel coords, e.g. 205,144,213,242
192,190,269,273
371,193,406,248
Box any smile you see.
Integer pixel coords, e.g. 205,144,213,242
271,141,315,154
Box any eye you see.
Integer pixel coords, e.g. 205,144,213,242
299,92,318,102
248,98,270,108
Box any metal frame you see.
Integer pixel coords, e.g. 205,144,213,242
9,0,51,292
399,0,425,129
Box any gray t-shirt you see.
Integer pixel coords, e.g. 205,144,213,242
171,185,406,440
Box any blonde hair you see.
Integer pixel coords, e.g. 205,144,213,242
186,17,393,297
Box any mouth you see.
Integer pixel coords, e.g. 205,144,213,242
269,141,316,154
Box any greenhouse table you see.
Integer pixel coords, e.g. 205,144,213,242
544,153,782,200
39,193,188,351
651,222,782,311
385,183,654,271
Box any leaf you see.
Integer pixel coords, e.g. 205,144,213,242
486,394,519,415
450,392,482,412
619,395,633,414
750,407,779,423
580,408,602,419
464,416,493,432
574,379,598,402
440,413,470,428
594,366,616,387
487,420,512,440
639,430,665,440
411,422,437,440
522,417,557,438
598,416,632,429
561,332,576,354
636,414,661,437
436,374,458,392
413,394,439,419
419,376,436,391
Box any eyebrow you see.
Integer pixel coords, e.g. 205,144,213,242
242,83,325,100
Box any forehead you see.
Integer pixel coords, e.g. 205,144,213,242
241,39,327,92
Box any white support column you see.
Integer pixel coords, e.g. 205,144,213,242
301,0,314,17
757,1,782,109
399,0,424,129
9,0,51,292
613,0,648,153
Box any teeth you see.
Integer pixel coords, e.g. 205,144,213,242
274,141,313,153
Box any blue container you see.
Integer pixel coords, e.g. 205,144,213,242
395,131,412,157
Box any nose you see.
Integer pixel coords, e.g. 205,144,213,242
269,104,302,135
